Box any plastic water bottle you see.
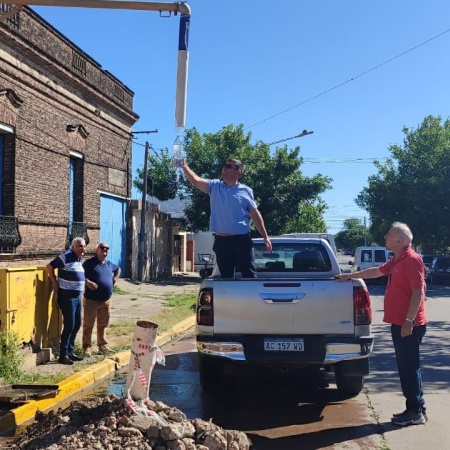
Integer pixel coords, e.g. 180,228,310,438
172,134,184,182
172,135,183,168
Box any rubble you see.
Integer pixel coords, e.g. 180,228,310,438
6,395,252,450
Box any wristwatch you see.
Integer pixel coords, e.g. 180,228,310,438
405,318,415,324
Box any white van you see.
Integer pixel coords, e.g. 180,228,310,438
281,233,337,255
351,246,390,272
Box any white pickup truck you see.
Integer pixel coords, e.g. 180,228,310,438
195,237,374,398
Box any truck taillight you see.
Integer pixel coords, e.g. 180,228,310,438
197,288,213,326
353,286,372,325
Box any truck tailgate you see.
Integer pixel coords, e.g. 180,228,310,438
212,279,355,335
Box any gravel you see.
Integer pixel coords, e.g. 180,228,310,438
6,394,251,450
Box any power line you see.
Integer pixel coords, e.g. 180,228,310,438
302,157,388,164
245,26,450,130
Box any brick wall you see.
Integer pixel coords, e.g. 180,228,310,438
0,6,138,264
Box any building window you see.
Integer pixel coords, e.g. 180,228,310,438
67,155,89,248
0,127,15,216
72,50,87,78
0,4,21,30
0,132,21,253
69,155,84,224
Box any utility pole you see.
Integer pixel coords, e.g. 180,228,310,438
364,216,367,246
133,130,158,282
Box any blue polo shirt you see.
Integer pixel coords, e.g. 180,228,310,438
207,179,257,234
83,256,118,301
49,249,85,293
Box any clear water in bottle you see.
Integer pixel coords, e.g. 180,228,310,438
172,134,184,182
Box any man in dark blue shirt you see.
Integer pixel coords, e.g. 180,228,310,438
82,242,121,357
47,237,86,365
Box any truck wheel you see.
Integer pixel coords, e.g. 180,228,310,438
335,364,365,398
199,355,222,392
199,269,207,279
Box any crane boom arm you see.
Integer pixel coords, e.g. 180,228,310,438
1,0,191,14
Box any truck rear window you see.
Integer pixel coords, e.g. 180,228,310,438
254,243,332,272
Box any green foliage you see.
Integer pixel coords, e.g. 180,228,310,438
0,331,24,382
356,115,450,251
334,217,373,250
133,147,181,202
284,199,328,233
134,124,332,235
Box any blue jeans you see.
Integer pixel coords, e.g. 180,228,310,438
391,324,426,414
57,289,82,357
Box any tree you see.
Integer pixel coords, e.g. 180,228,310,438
284,199,328,233
133,147,180,202
134,124,332,235
334,218,373,251
356,115,450,251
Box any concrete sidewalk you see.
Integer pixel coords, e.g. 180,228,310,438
110,274,201,324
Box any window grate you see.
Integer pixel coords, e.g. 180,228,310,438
0,4,20,30
72,50,87,77
0,215,21,253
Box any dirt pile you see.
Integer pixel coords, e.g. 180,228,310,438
7,395,251,450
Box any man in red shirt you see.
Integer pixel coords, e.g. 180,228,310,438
335,222,427,426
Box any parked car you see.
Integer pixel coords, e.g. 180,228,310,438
421,254,444,270
345,248,354,256
427,257,450,285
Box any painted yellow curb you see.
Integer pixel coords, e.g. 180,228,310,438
0,315,196,435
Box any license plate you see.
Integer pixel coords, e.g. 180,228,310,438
264,338,304,351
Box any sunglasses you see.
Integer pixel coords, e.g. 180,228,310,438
224,163,241,170
99,246,110,251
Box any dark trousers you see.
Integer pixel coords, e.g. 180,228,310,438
57,289,83,357
213,234,256,278
391,324,426,414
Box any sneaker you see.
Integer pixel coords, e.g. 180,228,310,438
392,409,428,421
99,345,113,355
391,410,426,426
68,353,83,362
58,355,74,365
83,348,92,357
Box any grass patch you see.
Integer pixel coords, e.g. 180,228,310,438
150,293,197,332
113,285,129,295
0,330,24,383
0,331,68,385
106,292,196,350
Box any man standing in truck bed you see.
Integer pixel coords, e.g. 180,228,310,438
181,157,272,278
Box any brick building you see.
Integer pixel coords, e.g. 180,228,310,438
0,5,139,273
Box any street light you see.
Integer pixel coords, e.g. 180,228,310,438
267,129,314,146
132,130,158,282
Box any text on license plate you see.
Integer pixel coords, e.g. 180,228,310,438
264,338,304,351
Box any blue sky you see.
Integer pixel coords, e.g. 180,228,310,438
32,1,450,234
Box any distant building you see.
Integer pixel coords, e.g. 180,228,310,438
0,5,138,273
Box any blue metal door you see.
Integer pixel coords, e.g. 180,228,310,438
100,195,127,274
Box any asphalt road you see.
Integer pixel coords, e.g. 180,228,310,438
91,257,450,449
